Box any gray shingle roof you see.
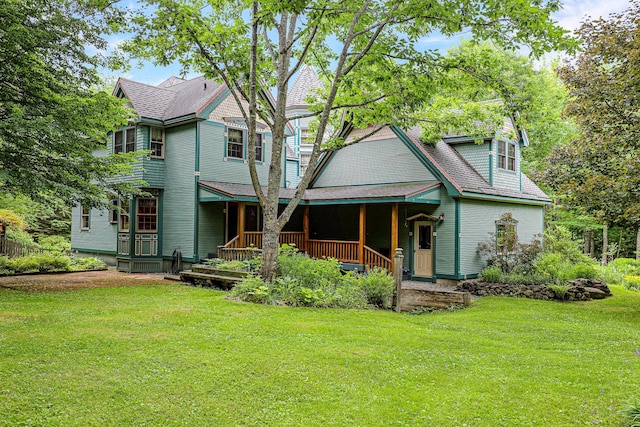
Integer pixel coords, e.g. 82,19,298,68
403,126,549,202
287,65,323,108
117,76,224,122
199,181,440,202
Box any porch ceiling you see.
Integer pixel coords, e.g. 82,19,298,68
198,181,441,205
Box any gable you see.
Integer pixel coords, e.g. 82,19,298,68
313,130,437,188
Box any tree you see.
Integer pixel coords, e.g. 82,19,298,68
545,0,640,260
0,0,141,208
122,0,574,280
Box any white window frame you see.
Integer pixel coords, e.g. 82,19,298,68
227,128,244,159
254,133,263,162
109,197,118,224
497,140,516,172
150,127,164,159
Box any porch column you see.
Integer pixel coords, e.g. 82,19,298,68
358,204,366,264
391,203,399,270
238,201,245,248
303,205,309,252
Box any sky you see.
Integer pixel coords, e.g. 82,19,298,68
111,0,631,86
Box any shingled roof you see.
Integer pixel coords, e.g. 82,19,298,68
287,65,323,108
116,76,225,122
403,126,549,202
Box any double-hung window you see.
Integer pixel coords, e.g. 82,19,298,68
119,199,130,232
136,198,158,232
114,128,136,154
497,141,516,172
227,128,244,159
254,133,263,162
150,127,164,158
80,206,90,230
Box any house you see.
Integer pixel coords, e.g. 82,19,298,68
71,73,549,283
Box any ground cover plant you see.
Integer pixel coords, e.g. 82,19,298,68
0,281,639,426
0,254,106,276
230,244,395,309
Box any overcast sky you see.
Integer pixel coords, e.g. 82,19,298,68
114,0,631,86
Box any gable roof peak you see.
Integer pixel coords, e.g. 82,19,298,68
157,76,187,88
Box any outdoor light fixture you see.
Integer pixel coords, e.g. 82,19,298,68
438,213,445,221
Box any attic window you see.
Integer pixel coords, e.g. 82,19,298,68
498,141,516,172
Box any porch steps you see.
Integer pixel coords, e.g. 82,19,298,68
180,264,251,290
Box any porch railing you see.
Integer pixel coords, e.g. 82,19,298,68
363,245,392,272
243,231,305,249
307,239,359,263
216,233,391,271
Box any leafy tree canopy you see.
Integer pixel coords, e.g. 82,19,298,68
117,0,576,279
0,0,142,208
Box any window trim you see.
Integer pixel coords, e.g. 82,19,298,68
150,127,165,159
80,205,90,230
135,197,158,233
109,197,118,224
254,132,263,162
119,199,130,232
497,140,517,172
113,127,136,154
226,128,244,160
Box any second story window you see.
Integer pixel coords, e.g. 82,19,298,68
227,128,244,159
114,128,136,154
498,140,516,172
150,127,164,158
254,133,263,162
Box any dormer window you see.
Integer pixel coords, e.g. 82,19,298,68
498,140,516,172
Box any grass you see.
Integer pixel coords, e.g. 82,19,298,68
1,284,639,426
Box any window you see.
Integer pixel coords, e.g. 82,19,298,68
418,224,432,250
496,221,517,254
497,140,516,172
254,133,263,162
109,197,118,224
150,127,164,158
136,198,158,232
227,128,244,159
114,128,136,154
119,199,130,232
80,205,90,230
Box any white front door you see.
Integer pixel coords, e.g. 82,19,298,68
414,221,433,277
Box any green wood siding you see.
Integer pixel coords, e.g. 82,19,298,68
198,202,225,258
199,121,273,185
70,204,117,253
493,139,522,191
162,124,196,259
434,190,457,277
452,142,491,183
313,138,436,188
142,158,165,188
286,159,300,188
458,199,544,276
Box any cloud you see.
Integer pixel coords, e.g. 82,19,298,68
554,0,630,33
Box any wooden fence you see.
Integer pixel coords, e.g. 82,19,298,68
0,236,71,258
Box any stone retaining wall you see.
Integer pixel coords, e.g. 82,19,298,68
455,278,611,301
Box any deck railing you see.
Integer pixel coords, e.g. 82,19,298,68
307,239,359,263
363,245,392,271
243,232,305,249
217,233,391,270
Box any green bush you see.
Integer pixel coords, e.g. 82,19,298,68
356,268,394,308
620,398,640,427
481,267,502,283
277,245,342,288
595,265,626,286
624,275,640,291
548,284,572,301
38,235,71,251
566,263,597,280
501,271,549,286
11,256,40,273
70,257,106,271
612,258,640,275
231,277,272,304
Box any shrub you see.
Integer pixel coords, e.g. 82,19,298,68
38,235,71,251
595,265,626,286
566,263,597,280
357,268,394,308
481,267,502,283
277,246,342,288
624,276,640,291
70,257,106,271
612,258,640,275
11,256,40,273
548,284,571,301
620,398,640,427
501,271,549,286
535,253,597,283
231,277,272,304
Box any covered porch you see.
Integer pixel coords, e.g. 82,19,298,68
199,181,442,273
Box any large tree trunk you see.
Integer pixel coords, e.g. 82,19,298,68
636,226,640,261
260,215,280,281
601,221,608,266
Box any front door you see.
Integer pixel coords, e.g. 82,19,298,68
414,221,433,277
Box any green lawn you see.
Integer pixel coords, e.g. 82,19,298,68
1,284,639,426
